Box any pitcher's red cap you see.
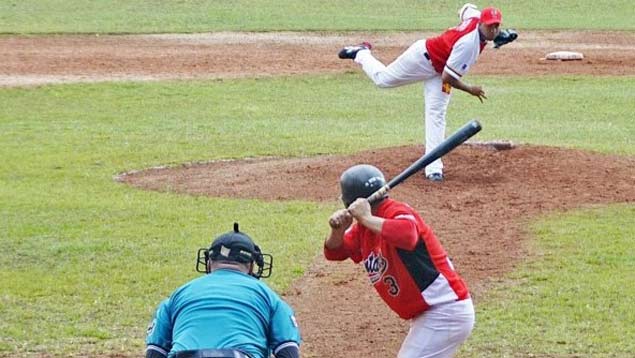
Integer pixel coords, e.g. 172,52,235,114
480,7,502,25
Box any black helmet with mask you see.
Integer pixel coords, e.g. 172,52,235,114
196,223,273,279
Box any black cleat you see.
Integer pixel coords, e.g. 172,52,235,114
338,42,372,59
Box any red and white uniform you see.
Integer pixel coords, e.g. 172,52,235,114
324,198,469,318
353,8,486,177
324,198,474,358
426,17,486,80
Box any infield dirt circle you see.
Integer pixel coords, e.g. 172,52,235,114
5,31,635,357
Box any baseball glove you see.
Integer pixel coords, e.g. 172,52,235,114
493,28,518,49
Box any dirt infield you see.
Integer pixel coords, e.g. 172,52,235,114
3,31,635,87
6,31,635,357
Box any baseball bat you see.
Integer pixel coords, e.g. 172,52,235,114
366,119,482,204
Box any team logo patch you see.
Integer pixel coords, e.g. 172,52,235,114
364,251,388,284
442,82,452,94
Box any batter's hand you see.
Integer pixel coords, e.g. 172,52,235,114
347,198,372,221
329,209,352,230
468,85,487,103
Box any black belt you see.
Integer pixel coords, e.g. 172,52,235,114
424,52,431,61
170,349,252,358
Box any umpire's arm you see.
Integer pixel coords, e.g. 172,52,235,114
274,342,300,358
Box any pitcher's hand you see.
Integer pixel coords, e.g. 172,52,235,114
469,85,487,103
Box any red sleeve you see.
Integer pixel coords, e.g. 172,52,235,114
380,213,419,251
324,224,363,263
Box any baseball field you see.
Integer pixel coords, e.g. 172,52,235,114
1,1,634,357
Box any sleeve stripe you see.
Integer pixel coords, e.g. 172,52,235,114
273,341,299,354
394,214,417,223
444,65,462,79
146,345,168,357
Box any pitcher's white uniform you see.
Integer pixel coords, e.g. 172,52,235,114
354,6,485,177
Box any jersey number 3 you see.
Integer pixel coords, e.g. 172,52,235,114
383,275,400,296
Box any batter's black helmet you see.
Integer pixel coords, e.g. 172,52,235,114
196,223,273,279
340,164,386,207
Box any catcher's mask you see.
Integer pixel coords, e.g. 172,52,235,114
340,164,387,207
196,223,273,279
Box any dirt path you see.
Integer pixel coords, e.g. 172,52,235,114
2,31,635,87
5,31,635,357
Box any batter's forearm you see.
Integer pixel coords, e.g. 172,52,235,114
325,231,345,250
357,215,384,235
324,233,351,261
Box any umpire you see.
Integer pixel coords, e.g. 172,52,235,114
145,223,302,358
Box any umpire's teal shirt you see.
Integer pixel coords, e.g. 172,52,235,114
146,268,301,358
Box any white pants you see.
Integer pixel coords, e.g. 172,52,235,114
397,299,475,358
354,40,452,176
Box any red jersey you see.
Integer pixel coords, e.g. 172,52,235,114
425,17,487,76
324,198,469,319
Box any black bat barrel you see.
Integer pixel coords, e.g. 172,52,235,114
366,119,481,204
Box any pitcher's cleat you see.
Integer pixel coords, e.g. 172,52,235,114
338,42,372,60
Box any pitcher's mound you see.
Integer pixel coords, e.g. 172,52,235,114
118,144,635,358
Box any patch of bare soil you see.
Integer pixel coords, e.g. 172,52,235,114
2,31,635,87
119,145,635,357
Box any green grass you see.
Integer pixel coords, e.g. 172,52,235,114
461,205,635,357
450,76,635,155
1,74,634,356
1,0,634,33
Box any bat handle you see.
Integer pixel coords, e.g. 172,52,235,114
366,185,391,205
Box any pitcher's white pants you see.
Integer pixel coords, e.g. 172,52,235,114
397,298,475,358
354,40,452,176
